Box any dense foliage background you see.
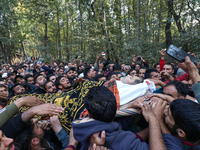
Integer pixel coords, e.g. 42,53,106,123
0,0,200,66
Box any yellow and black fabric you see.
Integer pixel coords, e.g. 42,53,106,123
9,81,104,133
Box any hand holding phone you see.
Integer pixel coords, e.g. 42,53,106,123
166,44,195,63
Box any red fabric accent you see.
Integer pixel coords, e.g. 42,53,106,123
65,145,76,150
145,81,150,85
164,73,189,83
160,59,165,71
135,133,144,142
175,73,189,81
0,105,6,108
181,140,194,147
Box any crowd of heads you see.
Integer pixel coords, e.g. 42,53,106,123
0,53,200,150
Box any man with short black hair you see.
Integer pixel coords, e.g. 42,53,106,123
64,67,76,84
25,74,34,85
55,76,72,92
10,83,26,96
83,66,96,81
139,66,147,78
14,75,26,85
33,74,47,94
43,80,57,93
162,63,174,75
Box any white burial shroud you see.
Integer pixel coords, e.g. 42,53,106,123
116,79,156,106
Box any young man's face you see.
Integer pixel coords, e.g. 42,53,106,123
89,68,96,79
45,82,57,93
73,71,78,78
139,69,146,78
135,65,140,71
130,70,137,77
67,70,74,78
0,130,15,150
27,77,34,85
36,75,47,87
10,73,16,80
163,64,174,75
15,77,26,85
40,72,46,77
163,85,179,99
13,85,25,95
49,76,56,83
155,65,160,73
0,87,8,96
150,71,160,80
58,69,64,75
59,77,71,90
68,63,72,68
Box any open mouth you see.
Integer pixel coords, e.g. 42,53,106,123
9,144,15,150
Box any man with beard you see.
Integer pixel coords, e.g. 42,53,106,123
64,67,76,84
14,75,26,85
0,84,9,108
55,76,72,92
25,75,34,85
10,83,26,96
43,80,57,93
33,74,47,94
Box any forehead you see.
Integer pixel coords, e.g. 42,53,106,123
163,85,178,96
0,87,6,91
16,77,22,81
60,77,66,81
156,65,160,67
14,85,22,90
46,82,54,87
27,77,34,80
37,75,44,80
50,76,56,79
163,64,172,69
150,71,158,75
68,69,73,73
139,69,146,72
130,70,136,74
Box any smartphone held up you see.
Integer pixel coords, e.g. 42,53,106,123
166,44,195,63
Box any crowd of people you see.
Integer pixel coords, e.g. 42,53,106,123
0,50,200,150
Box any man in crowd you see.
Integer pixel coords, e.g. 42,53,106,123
43,80,57,93
83,66,96,81
33,74,47,94
55,76,72,92
64,67,76,84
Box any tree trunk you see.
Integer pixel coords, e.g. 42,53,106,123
137,0,140,54
57,9,61,60
165,0,172,49
79,2,83,58
0,41,6,63
102,0,109,58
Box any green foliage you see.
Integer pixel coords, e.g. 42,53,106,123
0,0,200,64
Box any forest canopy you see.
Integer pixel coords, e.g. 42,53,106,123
0,0,200,66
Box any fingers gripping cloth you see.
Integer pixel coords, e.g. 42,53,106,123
9,81,104,133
